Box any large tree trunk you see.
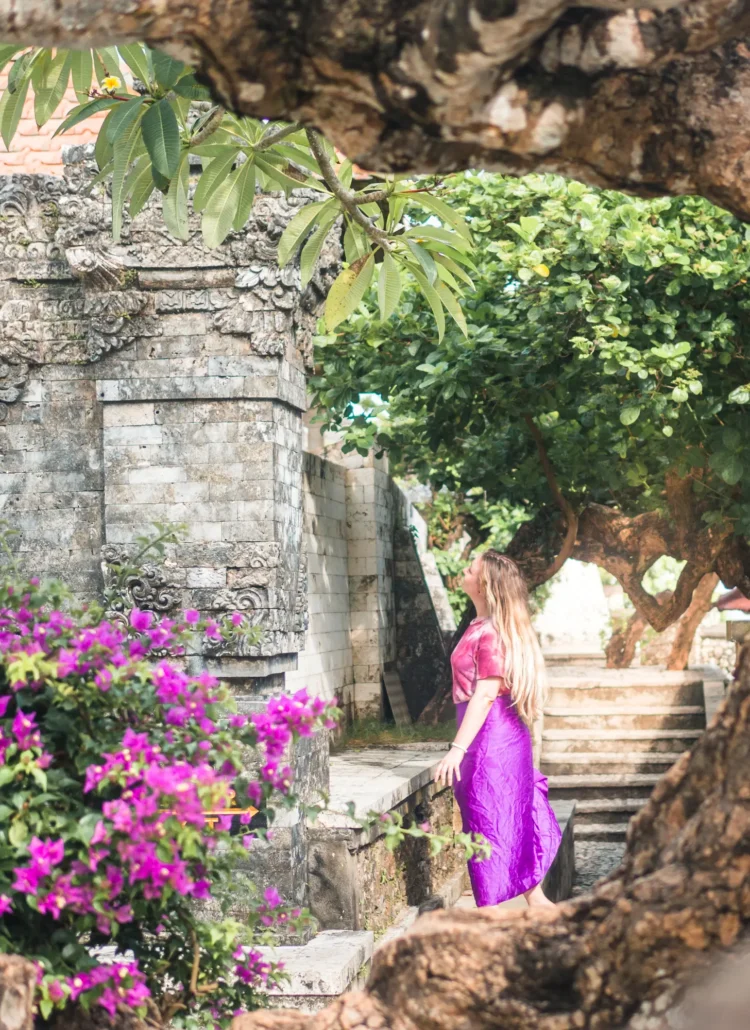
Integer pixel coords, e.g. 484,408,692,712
605,574,719,670
507,471,750,636
7,2,750,219
605,590,671,669
666,572,720,670
236,645,750,1030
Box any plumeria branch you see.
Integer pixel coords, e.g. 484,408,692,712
305,128,393,252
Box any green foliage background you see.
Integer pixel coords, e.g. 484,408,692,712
313,174,750,550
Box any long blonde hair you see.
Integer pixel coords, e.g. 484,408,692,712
479,551,547,725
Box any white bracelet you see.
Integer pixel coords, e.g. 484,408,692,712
450,742,466,754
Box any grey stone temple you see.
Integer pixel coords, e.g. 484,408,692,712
2,147,532,1008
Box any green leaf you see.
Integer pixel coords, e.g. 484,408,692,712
7,51,34,94
405,224,472,253
142,98,181,177
106,95,147,143
34,52,71,127
118,43,151,86
723,428,741,451
232,159,257,231
1,77,30,149
70,49,94,98
111,113,146,241
436,281,468,336
124,154,155,219
325,254,375,330
337,159,353,188
39,1000,53,1022
202,173,239,248
278,200,335,266
30,49,51,92
193,148,238,212
720,454,744,486
173,73,211,100
8,821,27,847
433,251,475,288
95,105,118,169
255,155,305,194
620,405,642,426
52,96,117,137
343,221,368,264
411,191,472,243
410,265,446,341
151,49,186,89
406,241,438,285
95,47,121,79
299,211,338,287
377,250,402,322
269,143,321,176
0,45,21,77
162,153,189,241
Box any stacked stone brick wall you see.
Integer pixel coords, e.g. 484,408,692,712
0,72,106,175
343,452,396,719
285,453,354,702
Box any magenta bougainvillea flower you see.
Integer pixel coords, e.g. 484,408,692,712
0,573,340,1027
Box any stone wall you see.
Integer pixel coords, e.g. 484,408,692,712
290,438,454,723
0,149,339,695
285,453,353,702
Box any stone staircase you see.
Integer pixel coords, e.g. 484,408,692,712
540,667,722,843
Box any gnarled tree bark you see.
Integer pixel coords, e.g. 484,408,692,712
237,646,750,1030
6,2,750,218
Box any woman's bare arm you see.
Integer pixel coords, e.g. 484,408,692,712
452,677,504,752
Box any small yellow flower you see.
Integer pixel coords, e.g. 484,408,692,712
102,75,121,93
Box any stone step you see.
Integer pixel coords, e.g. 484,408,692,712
547,682,704,707
548,773,660,802
574,798,646,825
543,750,684,776
575,822,630,842
543,705,705,731
258,930,374,1013
541,728,702,754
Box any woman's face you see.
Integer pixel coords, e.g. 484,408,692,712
461,556,484,600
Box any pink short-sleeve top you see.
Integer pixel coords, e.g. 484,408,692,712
450,617,508,703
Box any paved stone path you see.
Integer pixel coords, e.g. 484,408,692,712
571,841,626,897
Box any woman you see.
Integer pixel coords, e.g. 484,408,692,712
434,550,561,908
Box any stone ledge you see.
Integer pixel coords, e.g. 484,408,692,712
320,748,447,832
259,930,373,1013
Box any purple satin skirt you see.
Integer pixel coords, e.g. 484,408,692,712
454,696,562,906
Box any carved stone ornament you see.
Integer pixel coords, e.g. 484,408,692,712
64,245,130,290
101,545,179,626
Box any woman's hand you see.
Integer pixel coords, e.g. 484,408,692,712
434,746,463,788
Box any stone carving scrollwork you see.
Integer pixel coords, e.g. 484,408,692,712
65,245,130,290
100,545,179,628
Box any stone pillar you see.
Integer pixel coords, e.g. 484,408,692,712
0,147,340,920
343,451,396,721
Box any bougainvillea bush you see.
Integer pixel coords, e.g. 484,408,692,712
0,570,339,1028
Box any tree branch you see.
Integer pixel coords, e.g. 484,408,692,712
305,129,393,252
190,105,226,146
523,414,578,585
255,122,303,151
